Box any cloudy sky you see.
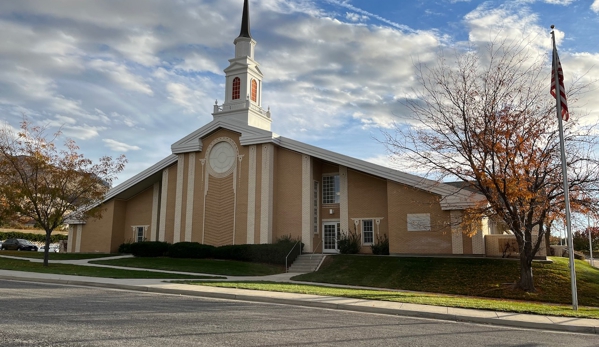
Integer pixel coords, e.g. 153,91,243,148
1,0,598,184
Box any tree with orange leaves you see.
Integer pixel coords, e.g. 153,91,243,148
383,39,599,292
0,119,126,266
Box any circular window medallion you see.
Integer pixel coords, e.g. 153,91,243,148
208,141,236,175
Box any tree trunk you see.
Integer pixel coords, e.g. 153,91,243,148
517,253,535,292
43,230,51,267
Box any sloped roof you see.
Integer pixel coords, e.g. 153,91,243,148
101,117,484,211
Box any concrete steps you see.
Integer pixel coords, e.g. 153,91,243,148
287,253,326,273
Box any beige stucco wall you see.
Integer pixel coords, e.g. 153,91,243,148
122,186,154,242
347,169,388,253
387,181,453,254
78,200,118,253
272,147,303,242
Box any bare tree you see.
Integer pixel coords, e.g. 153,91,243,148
383,39,599,292
0,119,126,266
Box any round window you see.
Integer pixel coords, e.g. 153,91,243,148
208,141,236,174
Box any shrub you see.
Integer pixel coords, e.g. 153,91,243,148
129,241,169,257
371,234,389,255
118,241,133,254
168,242,215,259
0,231,68,243
337,228,361,254
211,241,303,265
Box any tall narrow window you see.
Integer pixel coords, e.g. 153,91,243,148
322,174,340,204
250,79,257,102
232,77,241,100
313,181,319,234
362,219,374,245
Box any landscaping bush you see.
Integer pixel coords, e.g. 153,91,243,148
168,242,215,259
211,239,303,265
212,244,254,262
371,234,389,255
337,228,360,254
0,231,68,243
118,242,133,254
129,241,169,257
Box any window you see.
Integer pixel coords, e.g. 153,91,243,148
250,79,257,102
362,219,374,245
232,77,241,100
313,181,319,234
132,225,148,242
322,174,340,204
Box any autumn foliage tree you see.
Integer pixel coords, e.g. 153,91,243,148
0,119,126,266
384,39,599,292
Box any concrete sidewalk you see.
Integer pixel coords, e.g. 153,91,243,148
0,255,597,335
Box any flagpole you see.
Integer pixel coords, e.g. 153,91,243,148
551,25,578,310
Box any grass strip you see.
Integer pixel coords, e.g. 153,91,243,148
91,256,284,276
293,255,599,307
182,281,599,319
0,257,224,279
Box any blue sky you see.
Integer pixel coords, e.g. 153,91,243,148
1,0,598,184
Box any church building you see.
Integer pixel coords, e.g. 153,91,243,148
68,0,493,256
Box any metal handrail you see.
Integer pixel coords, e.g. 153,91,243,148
311,239,323,259
285,240,302,273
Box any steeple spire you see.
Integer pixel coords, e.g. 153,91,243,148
213,0,270,131
237,0,252,39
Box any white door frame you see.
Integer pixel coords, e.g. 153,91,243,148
322,221,340,253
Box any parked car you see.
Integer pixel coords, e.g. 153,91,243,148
0,238,39,251
38,245,60,253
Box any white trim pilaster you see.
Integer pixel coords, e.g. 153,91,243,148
451,210,464,254
260,144,274,243
301,155,312,252
185,153,196,242
75,225,82,253
151,182,160,241
247,145,256,244
173,154,185,243
339,165,349,233
159,168,169,242
67,226,74,253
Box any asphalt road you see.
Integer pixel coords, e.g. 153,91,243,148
0,280,596,347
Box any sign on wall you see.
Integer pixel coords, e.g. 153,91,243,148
407,213,431,231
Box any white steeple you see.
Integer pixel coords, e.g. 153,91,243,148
212,0,271,131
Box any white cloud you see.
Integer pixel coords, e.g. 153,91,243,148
175,53,222,74
543,0,575,5
345,12,369,22
88,60,153,95
103,139,141,152
592,0,599,13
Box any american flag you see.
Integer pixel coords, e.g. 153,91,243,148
550,48,569,121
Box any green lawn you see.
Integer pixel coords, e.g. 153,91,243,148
0,251,118,260
91,257,284,276
184,281,599,319
292,255,599,307
0,257,223,279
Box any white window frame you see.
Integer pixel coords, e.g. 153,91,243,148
362,219,374,245
131,225,149,242
322,174,340,204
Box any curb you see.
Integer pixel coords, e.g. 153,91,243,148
1,275,597,335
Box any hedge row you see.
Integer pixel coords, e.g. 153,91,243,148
119,239,304,265
0,231,68,243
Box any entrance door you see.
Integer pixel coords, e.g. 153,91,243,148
323,222,340,253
